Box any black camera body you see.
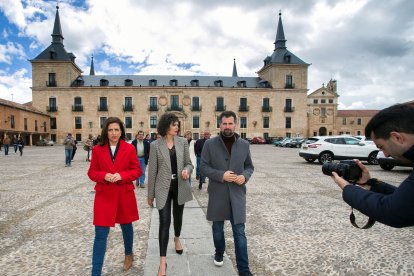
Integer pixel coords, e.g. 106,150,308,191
322,160,362,182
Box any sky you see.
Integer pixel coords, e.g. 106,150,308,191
0,0,413,110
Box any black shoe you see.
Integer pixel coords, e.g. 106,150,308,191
239,271,253,276
213,254,223,266
174,237,183,254
198,183,202,190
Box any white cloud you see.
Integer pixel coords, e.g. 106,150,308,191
0,42,26,64
0,68,32,103
0,0,26,28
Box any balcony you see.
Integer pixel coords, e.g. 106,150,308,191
284,106,295,112
47,106,58,112
285,83,295,89
239,106,249,112
98,105,108,111
46,81,57,87
167,105,183,112
215,105,226,112
148,105,159,111
72,105,84,112
123,104,134,112
191,105,202,111
261,106,272,112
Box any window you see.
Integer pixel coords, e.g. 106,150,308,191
149,97,158,111
100,79,109,86
124,97,133,111
216,116,220,128
100,117,107,128
263,117,269,128
321,99,326,104
286,132,291,138
285,117,291,128
216,97,225,111
357,130,361,135
51,134,56,142
24,118,28,130
357,118,362,125
193,116,200,128
149,79,157,86
264,132,269,139
237,80,246,88
10,115,15,129
48,73,56,87
192,97,201,111
126,133,132,140
262,98,271,112
75,117,82,129
50,118,56,129
342,118,347,125
170,79,178,86
239,98,248,112
329,99,333,103
99,97,108,111
285,75,293,88
73,97,83,111
214,80,223,87
241,133,247,139
240,117,247,128
150,116,157,128
191,79,199,87
124,79,133,86
125,117,132,128
285,99,293,112
76,134,82,141
171,95,179,108
35,120,38,131
48,97,57,112
43,121,47,132
321,108,326,116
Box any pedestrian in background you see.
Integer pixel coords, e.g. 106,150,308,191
3,134,10,155
201,111,254,276
63,133,74,167
132,130,150,188
17,136,25,156
147,113,193,276
184,131,194,185
12,134,18,154
85,134,93,161
195,130,211,189
71,139,78,161
87,117,141,275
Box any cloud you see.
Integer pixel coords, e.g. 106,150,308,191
0,42,26,64
0,68,32,103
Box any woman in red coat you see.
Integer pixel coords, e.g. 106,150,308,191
88,117,141,276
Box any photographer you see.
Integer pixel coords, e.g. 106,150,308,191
331,104,414,228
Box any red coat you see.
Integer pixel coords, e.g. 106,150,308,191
88,139,142,227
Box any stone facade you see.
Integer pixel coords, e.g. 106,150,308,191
0,98,50,145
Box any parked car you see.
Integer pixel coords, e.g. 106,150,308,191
299,135,379,164
280,138,293,147
273,137,289,147
36,139,55,146
265,136,283,144
251,137,266,144
285,138,305,148
376,151,413,171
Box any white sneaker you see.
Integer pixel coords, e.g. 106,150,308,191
213,254,224,267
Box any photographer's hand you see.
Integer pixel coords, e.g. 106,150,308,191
331,172,350,190
354,159,371,185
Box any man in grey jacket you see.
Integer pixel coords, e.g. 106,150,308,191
201,111,254,276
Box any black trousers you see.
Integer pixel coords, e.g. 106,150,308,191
158,179,184,256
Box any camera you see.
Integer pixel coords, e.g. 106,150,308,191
322,160,362,182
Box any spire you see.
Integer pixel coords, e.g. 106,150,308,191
90,55,95,75
274,11,286,50
232,58,238,77
52,5,64,44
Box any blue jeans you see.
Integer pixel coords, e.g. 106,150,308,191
3,145,9,155
212,218,250,274
65,148,73,166
137,157,146,185
92,223,133,276
13,144,18,153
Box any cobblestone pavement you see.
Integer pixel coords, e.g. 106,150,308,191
1,145,413,275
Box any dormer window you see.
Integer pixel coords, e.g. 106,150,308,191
170,79,178,86
284,53,291,63
49,48,56,59
190,79,199,87
100,79,109,86
149,79,157,86
237,80,246,88
72,76,84,87
125,79,133,86
214,80,223,87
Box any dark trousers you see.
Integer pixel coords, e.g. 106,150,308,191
158,179,184,256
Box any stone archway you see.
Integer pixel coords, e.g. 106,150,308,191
319,127,327,136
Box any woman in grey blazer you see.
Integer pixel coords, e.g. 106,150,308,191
147,113,193,276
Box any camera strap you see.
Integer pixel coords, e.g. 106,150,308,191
349,208,375,229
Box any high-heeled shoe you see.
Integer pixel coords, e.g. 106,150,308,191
123,254,133,271
157,263,167,276
174,237,183,254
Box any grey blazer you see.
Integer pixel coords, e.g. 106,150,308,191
147,136,194,210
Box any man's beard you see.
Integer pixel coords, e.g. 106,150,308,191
221,129,234,137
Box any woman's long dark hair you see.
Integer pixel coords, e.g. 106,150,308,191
99,117,126,146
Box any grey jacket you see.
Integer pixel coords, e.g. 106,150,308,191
147,136,193,210
201,134,254,224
